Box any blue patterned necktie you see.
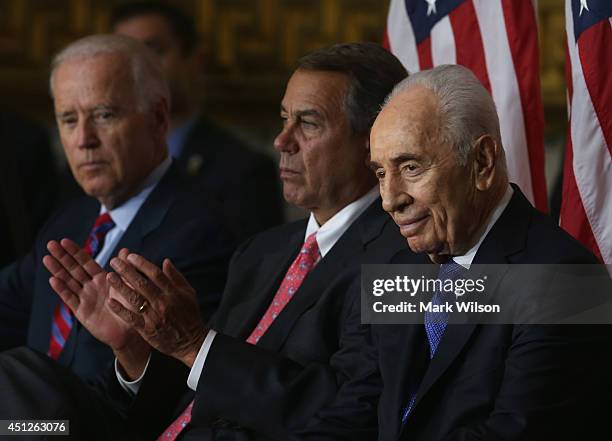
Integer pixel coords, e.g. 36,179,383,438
401,260,466,424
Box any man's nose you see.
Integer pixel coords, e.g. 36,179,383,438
380,172,412,214
273,123,298,154
76,119,100,150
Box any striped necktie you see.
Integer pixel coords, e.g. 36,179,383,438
47,212,115,360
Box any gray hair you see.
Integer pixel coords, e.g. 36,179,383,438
384,64,504,167
49,34,170,112
298,42,407,135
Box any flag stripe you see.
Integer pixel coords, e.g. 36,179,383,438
431,16,456,65
560,131,604,261
578,19,612,155
562,0,612,264
417,36,434,69
387,0,420,73
448,0,491,94
472,0,536,207
501,0,548,211
383,29,391,50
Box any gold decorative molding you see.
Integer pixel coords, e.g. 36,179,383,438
0,0,568,135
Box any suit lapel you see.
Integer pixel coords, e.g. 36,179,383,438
257,201,392,352
102,164,180,271
227,228,304,340
256,226,359,351
381,324,429,439
472,184,530,265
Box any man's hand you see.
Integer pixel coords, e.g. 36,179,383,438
107,252,208,368
43,239,151,379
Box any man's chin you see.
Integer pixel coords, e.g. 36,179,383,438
80,180,118,202
81,184,110,198
405,237,445,257
77,173,112,192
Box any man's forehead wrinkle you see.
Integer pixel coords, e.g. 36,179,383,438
280,97,325,114
296,93,339,120
296,109,323,118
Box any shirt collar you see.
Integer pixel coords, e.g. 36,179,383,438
100,156,172,231
305,187,380,257
453,185,514,269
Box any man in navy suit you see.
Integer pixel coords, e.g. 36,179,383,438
366,64,611,441
0,34,234,381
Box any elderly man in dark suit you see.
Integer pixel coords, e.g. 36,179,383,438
25,42,408,440
0,34,234,381
366,64,611,441
111,1,284,243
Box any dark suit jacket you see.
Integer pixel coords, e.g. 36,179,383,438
175,116,284,243
0,163,235,381
125,198,407,441
371,186,612,441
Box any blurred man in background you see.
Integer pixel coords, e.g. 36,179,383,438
111,1,284,243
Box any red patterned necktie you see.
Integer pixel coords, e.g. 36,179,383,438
47,212,115,360
157,233,321,440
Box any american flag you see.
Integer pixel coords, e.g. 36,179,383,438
384,0,547,212
560,0,611,264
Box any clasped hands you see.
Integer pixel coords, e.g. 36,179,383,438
42,239,208,378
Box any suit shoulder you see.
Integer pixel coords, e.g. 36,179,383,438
242,219,307,247
39,196,98,234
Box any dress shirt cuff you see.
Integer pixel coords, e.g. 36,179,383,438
187,329,217,391
115,353,152,396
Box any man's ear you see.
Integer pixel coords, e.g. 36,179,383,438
472,134,499,191
363,134,372,163
151,97,169,136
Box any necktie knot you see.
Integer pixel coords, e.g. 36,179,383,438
438,260,465,281
84,212,115,257
93,212,114,229
299,233,321,266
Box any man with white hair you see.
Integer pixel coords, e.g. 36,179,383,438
0,34,234,381
367,64,610,441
